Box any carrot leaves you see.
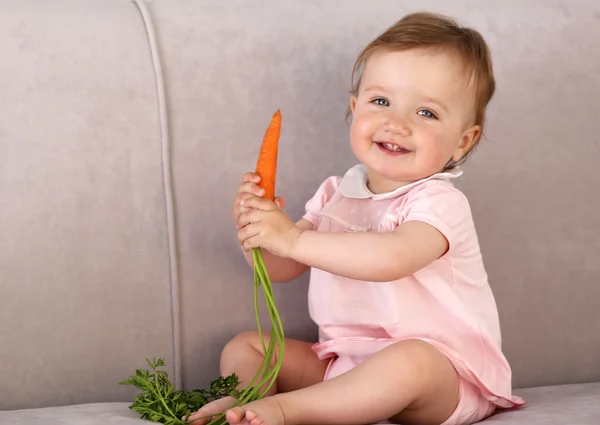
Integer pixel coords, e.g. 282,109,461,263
119,358,245,424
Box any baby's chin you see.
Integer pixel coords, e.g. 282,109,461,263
369,159,422,178
363,167,421,193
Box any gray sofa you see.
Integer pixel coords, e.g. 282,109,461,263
1,0,599,424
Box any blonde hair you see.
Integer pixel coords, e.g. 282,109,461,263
347,12,495,168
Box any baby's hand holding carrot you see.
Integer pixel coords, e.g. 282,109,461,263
233,108,284,232
236,195,301,258
231,172,285,230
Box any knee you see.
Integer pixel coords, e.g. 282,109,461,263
383,339,449,374
221,330,261,362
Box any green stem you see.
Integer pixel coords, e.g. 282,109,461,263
149,409,184,423
254,262,268,356
252,248,285,397
205,247,285,425
147,372,181,423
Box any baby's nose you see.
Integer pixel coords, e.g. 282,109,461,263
384,113,411,135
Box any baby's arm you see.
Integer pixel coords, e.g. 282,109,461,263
241,218,312,283
290,220,448,282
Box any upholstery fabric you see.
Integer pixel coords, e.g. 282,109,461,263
0,0,176,410
144,0,600,391
1,0,599,421
485,382,600,424
0,403,141,425
2,383,600,424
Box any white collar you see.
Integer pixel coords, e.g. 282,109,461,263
338,164,463,200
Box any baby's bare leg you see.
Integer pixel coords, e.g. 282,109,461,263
220,331,329,395
226,339,461,425
187,331,329,425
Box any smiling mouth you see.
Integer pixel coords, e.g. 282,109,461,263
375,141,411,154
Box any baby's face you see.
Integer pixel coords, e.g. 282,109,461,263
349,47,480,192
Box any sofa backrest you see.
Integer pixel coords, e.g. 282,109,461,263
1,0,599,410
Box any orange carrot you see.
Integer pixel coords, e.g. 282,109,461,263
255,110,281,201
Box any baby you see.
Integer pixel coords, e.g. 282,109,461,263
189,11,525,425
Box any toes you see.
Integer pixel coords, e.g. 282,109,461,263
249,413,264,425
186,412,198,420
186,397,237,424
225,407,246,424
186,410,214,425
187,416,207,425
245,409,258,421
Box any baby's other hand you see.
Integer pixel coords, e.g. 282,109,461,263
231,172,285,229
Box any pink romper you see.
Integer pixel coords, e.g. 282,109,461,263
302,164,525,425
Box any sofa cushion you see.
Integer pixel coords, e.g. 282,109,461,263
486,382,600,424
0,0,178,410
0,402,142,424
1,382,599,425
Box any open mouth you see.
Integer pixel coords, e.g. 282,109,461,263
375,141,411,155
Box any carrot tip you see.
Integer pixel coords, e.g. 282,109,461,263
254,110,281,202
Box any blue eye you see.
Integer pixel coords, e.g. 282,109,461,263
372,98,390,107
418,109,437,119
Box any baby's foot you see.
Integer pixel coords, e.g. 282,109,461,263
186,396,237,425
225,397,285,425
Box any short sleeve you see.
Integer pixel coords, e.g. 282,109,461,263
302,176,340,224
400,181,475,255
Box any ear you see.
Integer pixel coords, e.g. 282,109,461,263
349,96,357,113
452,124,481,161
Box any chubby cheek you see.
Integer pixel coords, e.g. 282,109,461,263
349,116,362,137
418,134,457,165
348,116,373,152
349,129,364,159
353,110,382,134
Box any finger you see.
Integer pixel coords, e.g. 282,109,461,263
236,207,255,227
238,223,259,246
235,207,249,228
238,209,262,228
233,194,251,216
274,196,286,209
241,172,260,183
236,194,262,221
232,198,244,217
237,192,259,205
233,194,259,227
231,204,242,226
242,234,260,251
238,181,265,197
241,195,277,211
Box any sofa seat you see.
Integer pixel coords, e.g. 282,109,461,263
485,382,600,424
0,402,141,424
1,382,599,425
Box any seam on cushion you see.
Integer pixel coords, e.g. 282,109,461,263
131,0,182,389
